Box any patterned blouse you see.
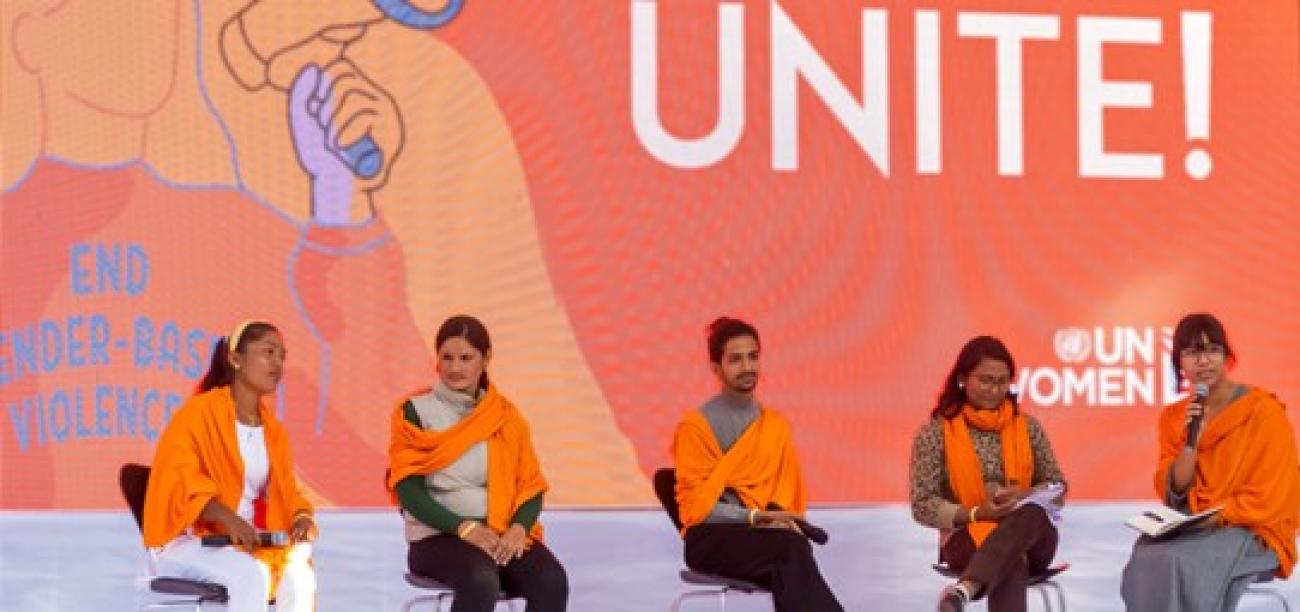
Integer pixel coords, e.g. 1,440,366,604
909,413,1066,532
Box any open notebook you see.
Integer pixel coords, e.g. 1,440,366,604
1125,505,1222,538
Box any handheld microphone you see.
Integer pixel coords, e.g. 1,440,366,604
1185,383,1209,448
795,519,830,546
201,531,289,548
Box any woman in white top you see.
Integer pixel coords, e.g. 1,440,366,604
143,320,317,611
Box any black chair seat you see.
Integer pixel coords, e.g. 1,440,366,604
680,570,764,593
1254,572,1277,584
120,464,233,606
149,577,230,602
1029,564,1069,585
931,563,960,579
405,572,512,599
404,572,451,590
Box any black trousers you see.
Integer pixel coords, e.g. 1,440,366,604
684,523,843,612
408,534,568,612
941,505,1059,612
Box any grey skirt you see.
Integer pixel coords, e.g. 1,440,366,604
1121,526,1279,612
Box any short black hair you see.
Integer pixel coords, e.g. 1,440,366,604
707,317,760,363
1170,312,1235,383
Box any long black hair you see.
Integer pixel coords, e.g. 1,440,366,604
930,335,1018,419
197,322,278,393
436,315,492,392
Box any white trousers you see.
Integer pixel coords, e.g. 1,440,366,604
155,536,316,611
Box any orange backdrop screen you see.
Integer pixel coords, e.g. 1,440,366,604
2,0,1298,508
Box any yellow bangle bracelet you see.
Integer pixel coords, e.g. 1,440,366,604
968,506,979,524
458,522,477,539
748,509,758,525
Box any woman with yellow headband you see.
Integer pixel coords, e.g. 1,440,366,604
142,320,317,611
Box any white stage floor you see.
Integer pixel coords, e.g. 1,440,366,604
1,504,1295,611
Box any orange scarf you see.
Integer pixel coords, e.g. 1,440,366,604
1154,387,1300,577
386,385,548,540
142,386,312,596
672,407,806,533
942,401,1033,546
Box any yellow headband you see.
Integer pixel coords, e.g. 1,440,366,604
227,319,268,356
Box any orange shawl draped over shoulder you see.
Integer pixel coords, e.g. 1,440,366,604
142,386,312,591
672,406,806,533
386,385,548,540
1154,387,1300,577
942,401,1034,547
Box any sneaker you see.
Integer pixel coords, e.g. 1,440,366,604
936,584,969,612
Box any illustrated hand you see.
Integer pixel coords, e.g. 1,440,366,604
288,60,404,221
220,0,384,90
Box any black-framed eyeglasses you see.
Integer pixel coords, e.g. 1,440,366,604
1179,344,1226,361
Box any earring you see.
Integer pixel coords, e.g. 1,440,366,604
958,382,964,389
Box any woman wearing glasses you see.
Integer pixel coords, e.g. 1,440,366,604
1121,313,1299,611
910,336,1068,612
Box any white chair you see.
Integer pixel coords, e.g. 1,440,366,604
1242,572,1292,612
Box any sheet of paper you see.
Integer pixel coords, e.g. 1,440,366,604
1014,482,1065,525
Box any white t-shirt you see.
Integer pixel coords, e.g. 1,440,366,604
234,421,269,522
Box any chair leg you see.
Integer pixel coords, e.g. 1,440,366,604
1035,584,1051,611
1047,582,1067,612
401,592,451,612
1260,588,1292,612
670,588,729,612
142,601,204,612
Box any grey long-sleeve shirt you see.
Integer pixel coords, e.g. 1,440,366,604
699,392,761,523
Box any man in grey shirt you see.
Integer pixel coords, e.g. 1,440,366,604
671,317,843,612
